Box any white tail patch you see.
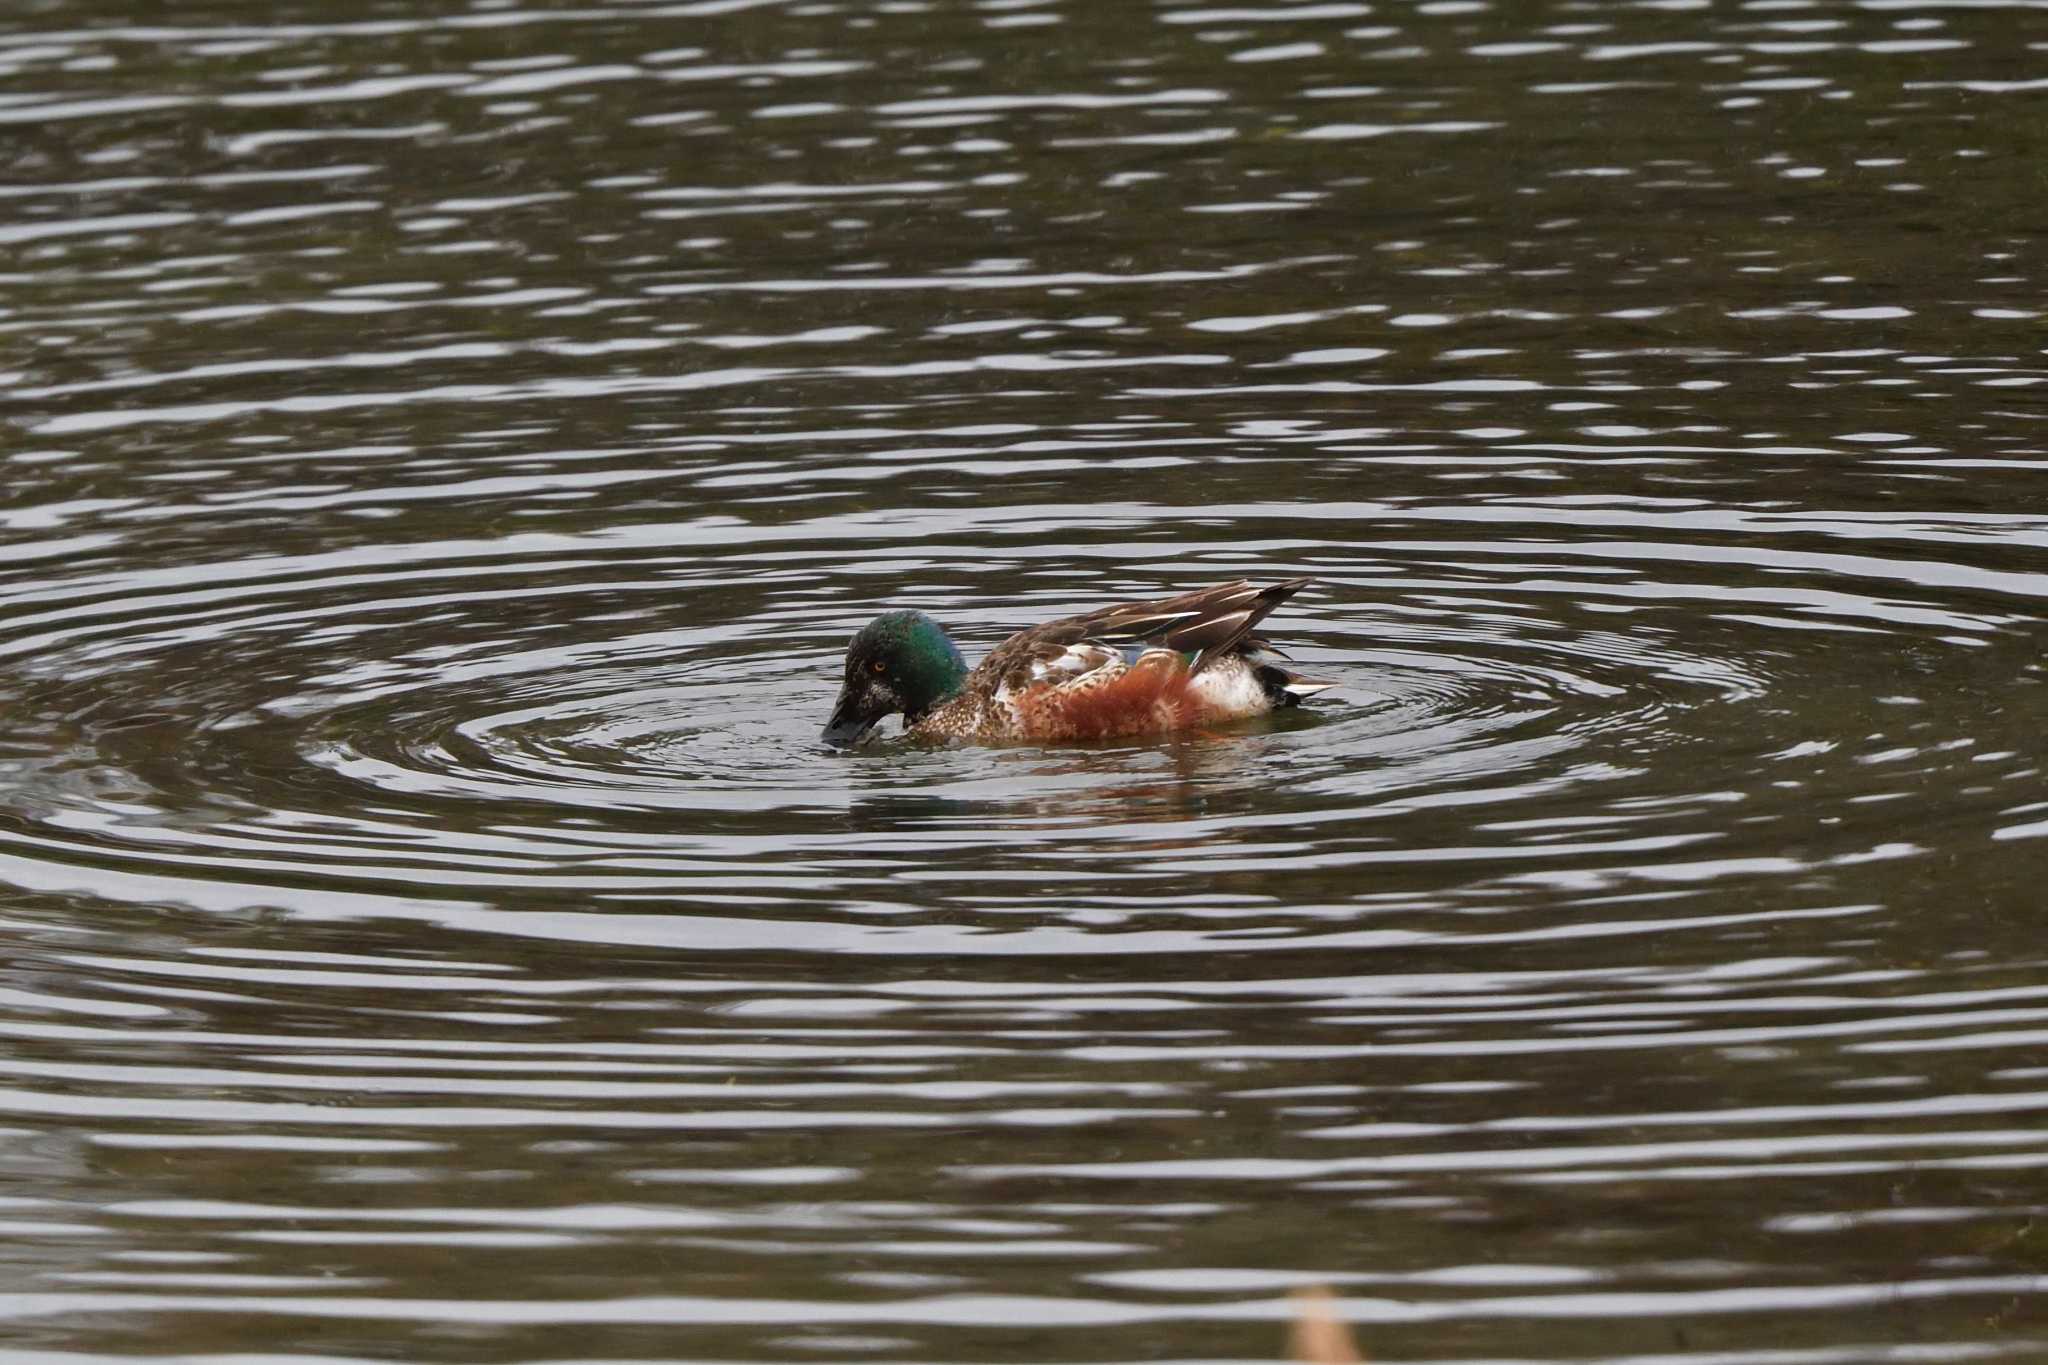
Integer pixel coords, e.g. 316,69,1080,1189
1187,657,1271,716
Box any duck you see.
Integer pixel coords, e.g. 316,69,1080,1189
821,579,1333,746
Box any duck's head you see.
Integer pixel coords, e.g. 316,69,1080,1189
821,610,968,747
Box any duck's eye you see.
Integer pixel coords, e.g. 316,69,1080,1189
870,660,887,676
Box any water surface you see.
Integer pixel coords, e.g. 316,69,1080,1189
1,0,2045,1360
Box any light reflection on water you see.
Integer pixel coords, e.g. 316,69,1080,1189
0,0,2045,1360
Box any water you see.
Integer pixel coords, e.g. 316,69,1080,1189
1,1,2045,1360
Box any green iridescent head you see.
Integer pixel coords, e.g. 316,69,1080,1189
821,610,968,747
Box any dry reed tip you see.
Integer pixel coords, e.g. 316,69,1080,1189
1288,1284,1365,1364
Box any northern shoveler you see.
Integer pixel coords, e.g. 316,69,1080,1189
821,579,1333,746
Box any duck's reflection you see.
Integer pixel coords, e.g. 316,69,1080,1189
842,717,1314,835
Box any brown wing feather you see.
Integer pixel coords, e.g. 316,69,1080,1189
978,579,1311,687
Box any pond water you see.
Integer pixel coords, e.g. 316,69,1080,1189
1,1,2045,1361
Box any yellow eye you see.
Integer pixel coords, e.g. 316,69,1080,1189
870,660,886,675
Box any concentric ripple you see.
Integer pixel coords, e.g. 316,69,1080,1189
0,498,2029,954
1,0,2046,1360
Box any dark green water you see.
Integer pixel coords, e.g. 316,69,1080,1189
0,1,2044,1361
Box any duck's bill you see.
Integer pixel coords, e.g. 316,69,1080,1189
820,688,884,747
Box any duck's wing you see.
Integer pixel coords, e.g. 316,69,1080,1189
1074,578,1312,673
980,579,1312,689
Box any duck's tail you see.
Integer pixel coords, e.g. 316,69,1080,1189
1246,641,1335,708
